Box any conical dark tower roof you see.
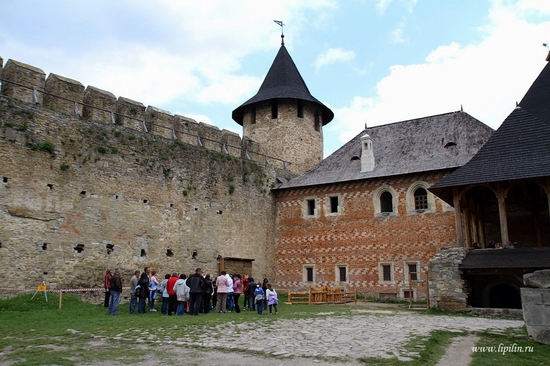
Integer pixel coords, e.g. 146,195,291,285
232,44,334,125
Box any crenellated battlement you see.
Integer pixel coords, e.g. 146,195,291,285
0,56,290,171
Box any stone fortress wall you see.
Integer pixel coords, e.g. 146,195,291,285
0,56,294,301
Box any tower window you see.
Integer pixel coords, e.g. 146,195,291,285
297,100,303,118
271,99,278,119
250,106,256,124
314,111,321,132
380,191,393,213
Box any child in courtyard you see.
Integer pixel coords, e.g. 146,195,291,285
266,283,278,315
254,284,265,314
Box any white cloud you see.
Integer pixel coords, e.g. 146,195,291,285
327,0,550,154
375,0,393,14
314,48,356,71
390,20,407,44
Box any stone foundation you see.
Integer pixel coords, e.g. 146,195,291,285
428,247,469,311
522,270,550,344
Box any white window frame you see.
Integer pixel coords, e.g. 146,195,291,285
406,181,435,214
335,264,348,284
325,194,342,216
378,262,395,284
373,185,398,217
303,196,319,218
403,260,421,284
303,264,316,283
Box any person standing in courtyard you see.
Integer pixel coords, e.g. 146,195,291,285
167,272,179,315
202,274,214,313
175,274,189,316
108,268,122,315
232,274,242,313
160,274,170,315
103,268,112,308
137,272,150,314
254,284,265,314
149,270,159,312
262,274,269,311
215,271,229,313
266,283,278,315
242,274,249,310
129,270,140,314
186,268,206,316
226,271,234,312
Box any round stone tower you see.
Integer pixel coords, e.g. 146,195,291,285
232,38,334,174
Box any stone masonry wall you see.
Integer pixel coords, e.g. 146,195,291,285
428,247,469,311
0,57,292,171
0,57,293,302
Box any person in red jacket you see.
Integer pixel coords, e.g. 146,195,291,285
166,272,179,316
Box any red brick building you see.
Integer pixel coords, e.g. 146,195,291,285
273,114,493,299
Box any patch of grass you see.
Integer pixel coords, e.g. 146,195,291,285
4,121,14,128
60,163,69,171
97,146,107,154
470,329,550,366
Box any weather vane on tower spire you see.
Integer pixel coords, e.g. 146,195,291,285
274,20,285,45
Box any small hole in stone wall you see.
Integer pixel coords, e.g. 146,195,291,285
74,244,85,253
2,177,7,183
143,199,148,204
140,249,146,257
80,191,86,196
42,242,48,250
43,272,48,275
166,249,174,257
169,203,174,207
47,184,53,190
192,251,197,259
0,240,2,248
115,195,119,199
216,210,223,215
194,207,198,211
106,243,114,254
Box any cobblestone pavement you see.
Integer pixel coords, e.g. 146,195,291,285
140,309,523,363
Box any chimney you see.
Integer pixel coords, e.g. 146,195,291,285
360,134,375,172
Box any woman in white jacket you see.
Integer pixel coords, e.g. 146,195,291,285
174,274,189,315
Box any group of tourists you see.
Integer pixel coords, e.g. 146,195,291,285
104,267,278,316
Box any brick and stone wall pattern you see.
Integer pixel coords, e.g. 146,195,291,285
275,174,458,298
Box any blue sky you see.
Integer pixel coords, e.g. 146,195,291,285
1,0,549,156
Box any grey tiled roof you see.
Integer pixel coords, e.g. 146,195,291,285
232,45,333,125
277,111,493,190
431,62,550,200
460,248,550,269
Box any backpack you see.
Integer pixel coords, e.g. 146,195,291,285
134,284,141,297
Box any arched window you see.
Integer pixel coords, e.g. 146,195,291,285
406,181,436,214
414,188,428,210
373,185,398,217
380,191,393,213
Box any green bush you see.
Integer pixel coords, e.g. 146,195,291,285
39,140,55,155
